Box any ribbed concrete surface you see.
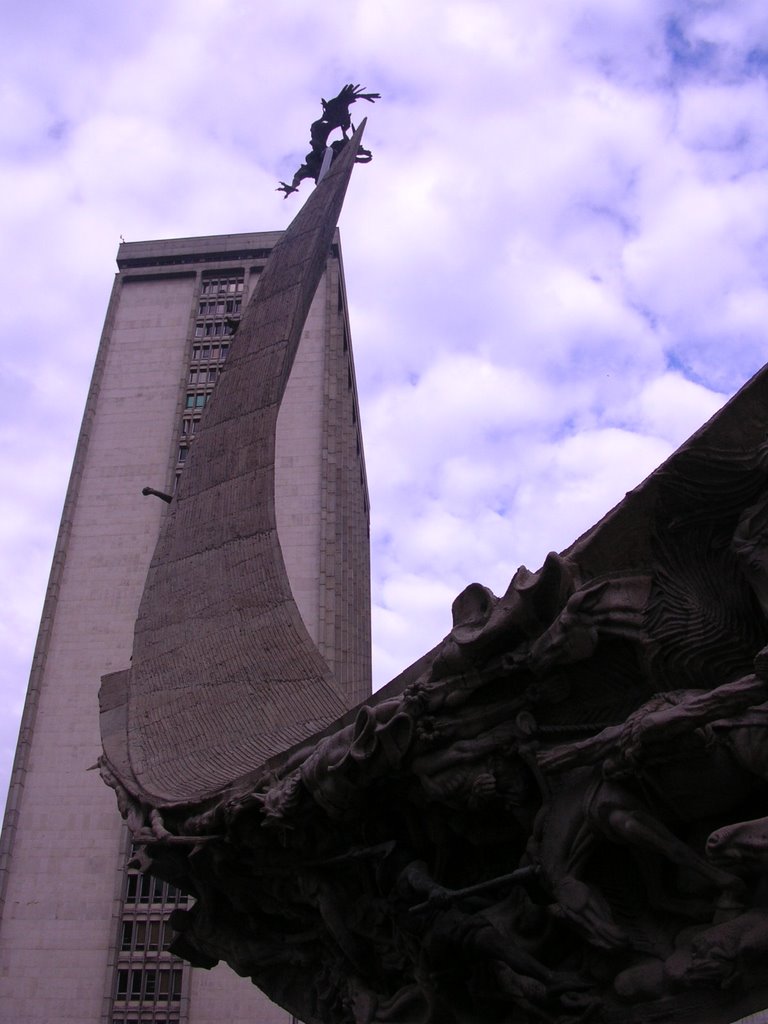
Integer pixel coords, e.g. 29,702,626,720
100,124,366,806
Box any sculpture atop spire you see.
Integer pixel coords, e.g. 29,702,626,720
277,83,379,197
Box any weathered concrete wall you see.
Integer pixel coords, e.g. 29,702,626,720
0,273,194,1021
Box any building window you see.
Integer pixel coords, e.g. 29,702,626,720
118,916,176,955
124,873,153,904
122,874,187,907
192,343,229,363
198,300,228,316
200,274,244,296
112,1017,179,1024
130,970,143,999
114,966,184,1005
198,321,227,338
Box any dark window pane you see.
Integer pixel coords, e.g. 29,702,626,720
158,970,170,1000
139,874,151,903
130,970,142,998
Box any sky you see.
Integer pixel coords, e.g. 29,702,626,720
2,0,768,808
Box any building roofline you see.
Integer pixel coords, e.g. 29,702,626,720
116,229,342,271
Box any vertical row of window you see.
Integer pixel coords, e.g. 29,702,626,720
111,857,189,1019
111,269,251,1022
177,273,243,472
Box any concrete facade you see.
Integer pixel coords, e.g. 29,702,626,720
0,232,370,1023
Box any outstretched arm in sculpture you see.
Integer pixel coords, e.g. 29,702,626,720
538,674,768,773
277,150,323,197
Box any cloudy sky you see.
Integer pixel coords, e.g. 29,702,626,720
2,0,768,807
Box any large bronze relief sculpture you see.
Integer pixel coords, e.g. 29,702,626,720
99,91,768,1023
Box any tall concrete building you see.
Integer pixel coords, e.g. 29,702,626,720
0,231,371,1024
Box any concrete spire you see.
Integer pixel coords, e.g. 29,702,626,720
100,123,367,807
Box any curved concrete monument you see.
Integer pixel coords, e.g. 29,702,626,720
100,123,367,807
100,116,768,1024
